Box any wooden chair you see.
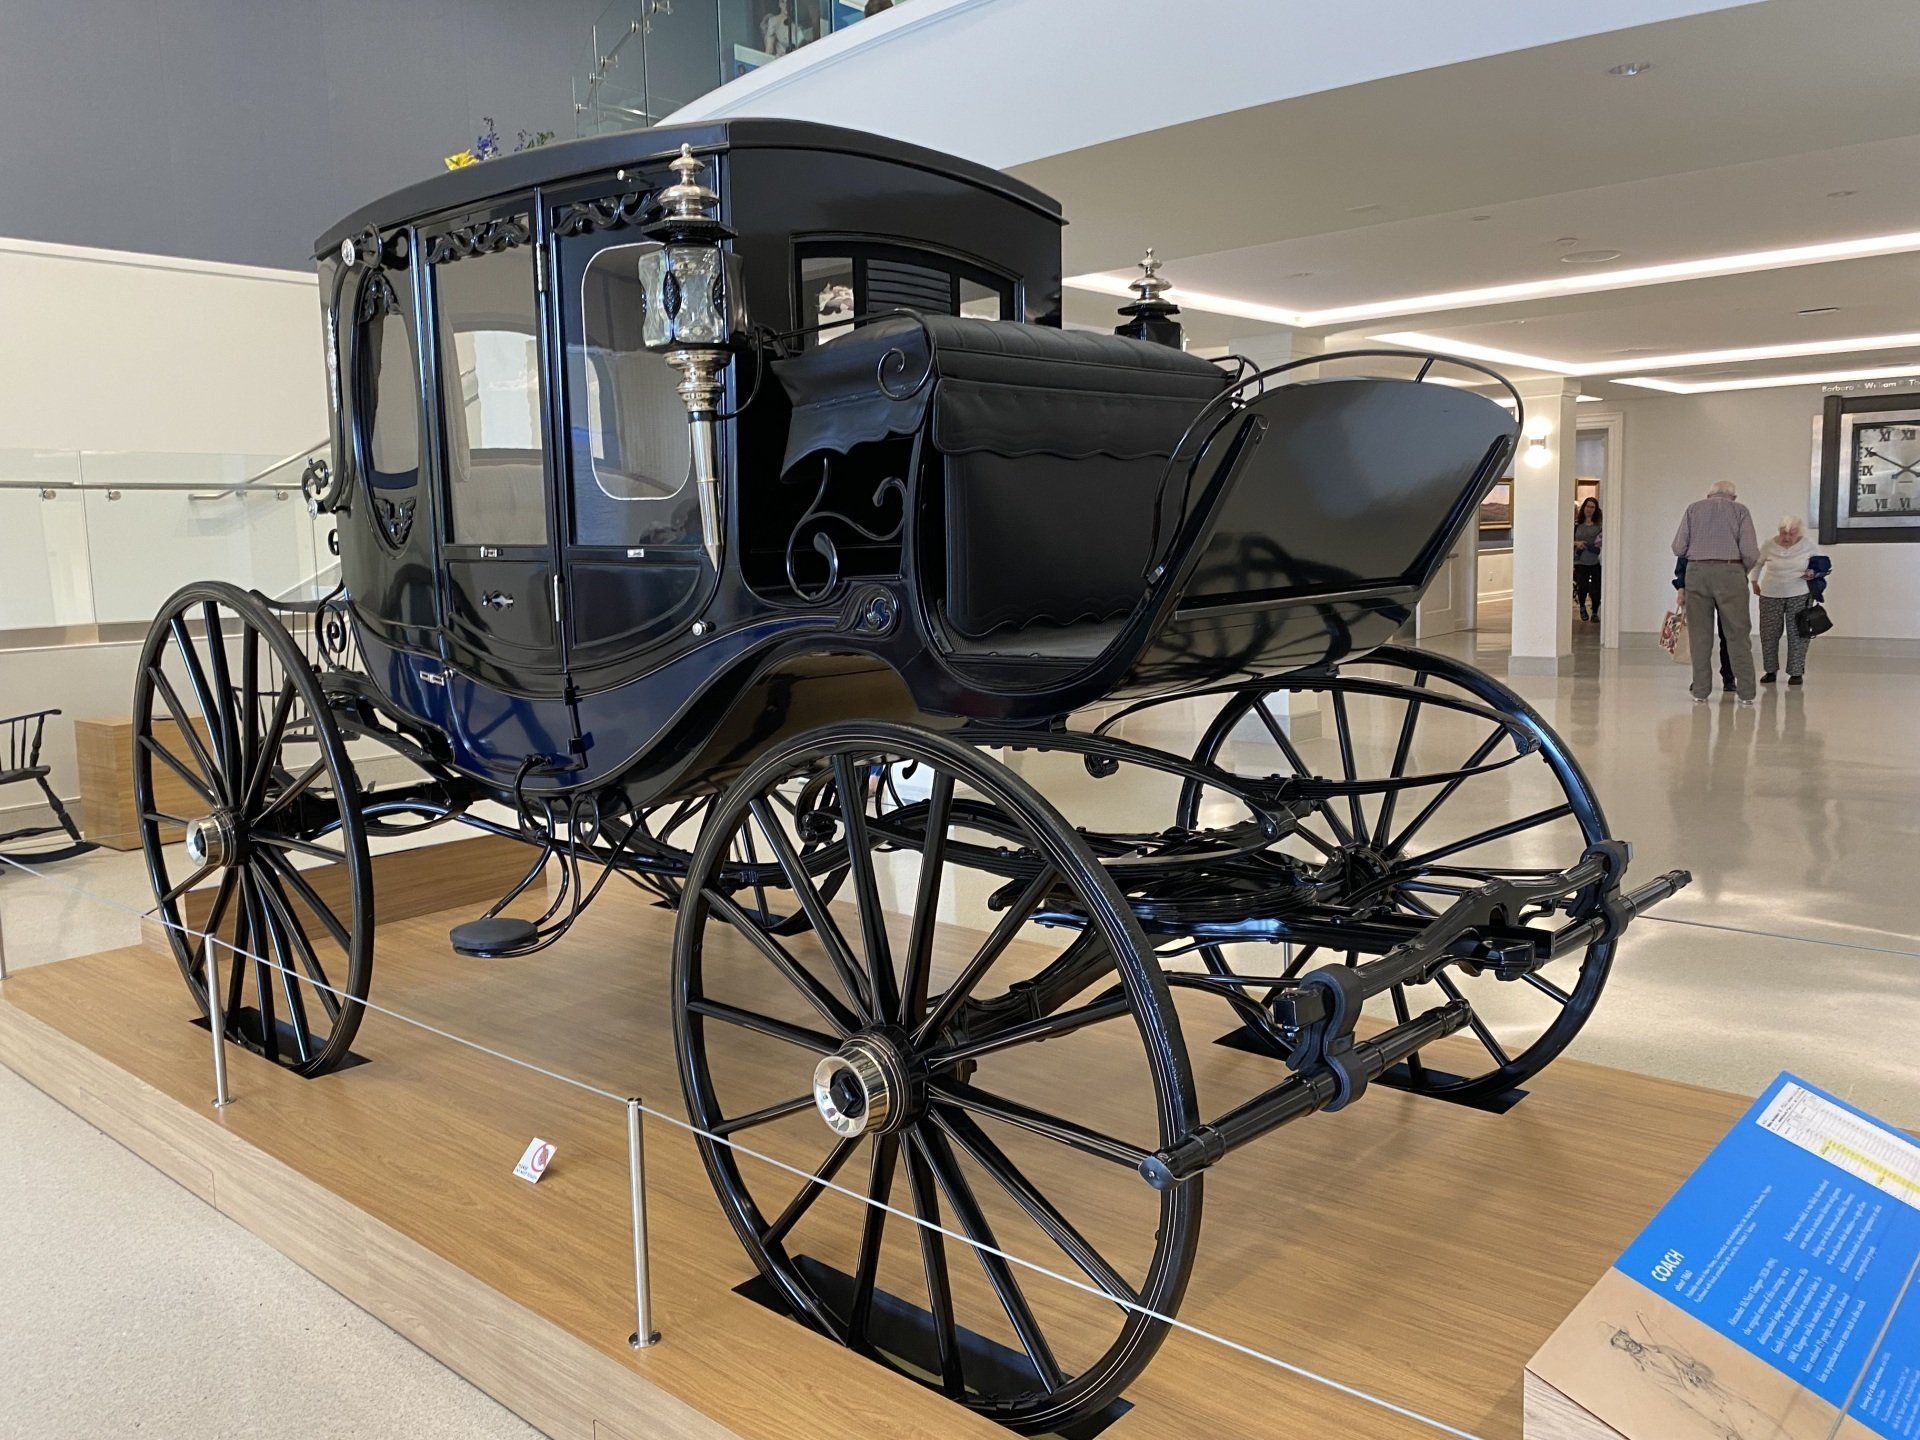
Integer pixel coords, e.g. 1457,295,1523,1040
0,709,95,862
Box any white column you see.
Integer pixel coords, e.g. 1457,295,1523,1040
1508,378,1580,675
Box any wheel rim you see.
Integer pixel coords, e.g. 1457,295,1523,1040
133,583,373,1077
676,724,1199,1433
1177,646,1611,1099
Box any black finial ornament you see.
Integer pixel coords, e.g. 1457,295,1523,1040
1115,248,1184,349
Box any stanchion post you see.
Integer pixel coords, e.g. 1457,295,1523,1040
206,943,231,1108
627,1097,658,1348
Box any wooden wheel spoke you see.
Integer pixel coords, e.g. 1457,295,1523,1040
749,797,871,1021
687,996,838,1054
1522,971,1573,1006
244,680,298,813
188,870,240,986
1386,727,1507,856
1398,803,1574,870
713,1094,815,1138
251,872,315,1064
255,865,342,1023
1330,690,1367,845
933,1107,1139,1307
913,864,1058,1046
1373,671,1429,846
258,848,353,954
832,754,898,1024
929,1080,1149,1170
916,1127,1066,1393
764,1137,859,1247
198,602,244,796
903,1137,965,1398
1256,697,1353,847
847,1135,901,1349
1432,971,1514,1069
923,991,1133,1069
253,832,349,863
255,756,329,824
236,873,279,1062
137,734,217,809
147,666,227,804
703,890,858,1036
900,769,955,1028
155,860,219,910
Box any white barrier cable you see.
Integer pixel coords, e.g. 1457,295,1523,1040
0,847,1521,1440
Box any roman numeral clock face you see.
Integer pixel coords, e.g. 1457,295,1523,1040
1850,417,1920,517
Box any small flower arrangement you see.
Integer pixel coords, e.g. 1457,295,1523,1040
445,118,557,171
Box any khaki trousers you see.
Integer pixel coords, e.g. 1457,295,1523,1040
1684,561,1755,700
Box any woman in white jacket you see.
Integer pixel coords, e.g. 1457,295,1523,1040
1749,515,1817,685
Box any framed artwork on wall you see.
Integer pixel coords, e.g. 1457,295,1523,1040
1816,391,1920,543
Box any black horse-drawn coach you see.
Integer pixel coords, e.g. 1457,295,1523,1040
132,120,1687,1430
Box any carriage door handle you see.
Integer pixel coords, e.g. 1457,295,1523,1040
482,590,515,610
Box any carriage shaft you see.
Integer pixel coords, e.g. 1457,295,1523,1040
1138,1000,1471,1189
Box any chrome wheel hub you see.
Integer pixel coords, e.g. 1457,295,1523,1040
812,1034,910,1138
184,812,238,869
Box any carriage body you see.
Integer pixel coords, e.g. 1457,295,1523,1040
126,121,1692,1435
309,120,1514,812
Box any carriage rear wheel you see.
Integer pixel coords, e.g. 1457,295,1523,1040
1177,645,1613,1102
675,723,1201,1434
133,582,373,1077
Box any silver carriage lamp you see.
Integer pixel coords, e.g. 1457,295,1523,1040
637,144,748,572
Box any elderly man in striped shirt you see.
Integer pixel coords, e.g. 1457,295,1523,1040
1672,480,1761,704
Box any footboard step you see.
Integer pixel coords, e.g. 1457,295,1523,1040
736,1256,1134,1439
1211,1024,1530,1114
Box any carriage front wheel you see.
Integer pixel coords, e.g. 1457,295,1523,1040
674,723,1201,1434
133,582,373,1077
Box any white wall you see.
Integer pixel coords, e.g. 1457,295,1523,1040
0,237,327,823
1614,383,1920,641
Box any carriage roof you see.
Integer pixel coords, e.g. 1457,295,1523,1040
313,117,1063,258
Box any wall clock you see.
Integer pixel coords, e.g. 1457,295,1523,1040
1817,390,1920,543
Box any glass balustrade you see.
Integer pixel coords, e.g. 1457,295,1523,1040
0,446,332,648
573,0,905,138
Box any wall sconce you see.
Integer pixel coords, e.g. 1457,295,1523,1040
1522,440,1553,469
1523,414,1553,441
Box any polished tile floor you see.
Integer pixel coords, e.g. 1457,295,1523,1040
1,622,1914,1435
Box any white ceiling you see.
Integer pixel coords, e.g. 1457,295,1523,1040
1029,0,1920,389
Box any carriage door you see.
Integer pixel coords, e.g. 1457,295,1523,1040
426,208,565,692
550,177,709,676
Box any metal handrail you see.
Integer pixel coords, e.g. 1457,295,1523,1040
0,440,326,497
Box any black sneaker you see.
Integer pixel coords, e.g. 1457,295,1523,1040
1788,675,1804,686
1761,672,1777,683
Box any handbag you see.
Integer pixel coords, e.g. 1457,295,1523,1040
1795,601,1833,639
1659,597,1690,661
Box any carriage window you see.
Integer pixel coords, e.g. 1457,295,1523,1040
564,242,692,547
356,270,420,481
435,241,547,546
796,243,1012,347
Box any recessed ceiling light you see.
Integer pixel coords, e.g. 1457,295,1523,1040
1560,249,1624,265
1608,61,1654,77
1618,362,1920,395
1285,270,1314,279
1553,236,1580,247
1377,328,1920,378
1826,189,1857,199
1469,214,1493,222
1064,225,1920,330
1346,203,1383,214
1797,306,1840,316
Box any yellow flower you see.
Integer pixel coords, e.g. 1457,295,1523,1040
444,151,477,171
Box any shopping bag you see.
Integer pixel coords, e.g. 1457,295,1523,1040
1659,599,1689,661
1795,601,1833,639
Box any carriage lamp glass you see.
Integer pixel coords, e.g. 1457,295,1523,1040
637,144,749,573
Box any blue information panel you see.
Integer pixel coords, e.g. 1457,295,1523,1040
1615,1073,1920,1436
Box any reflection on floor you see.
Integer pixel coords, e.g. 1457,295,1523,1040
2,623,1915,1435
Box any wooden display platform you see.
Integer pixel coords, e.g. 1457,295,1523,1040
0,884,1753,1440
